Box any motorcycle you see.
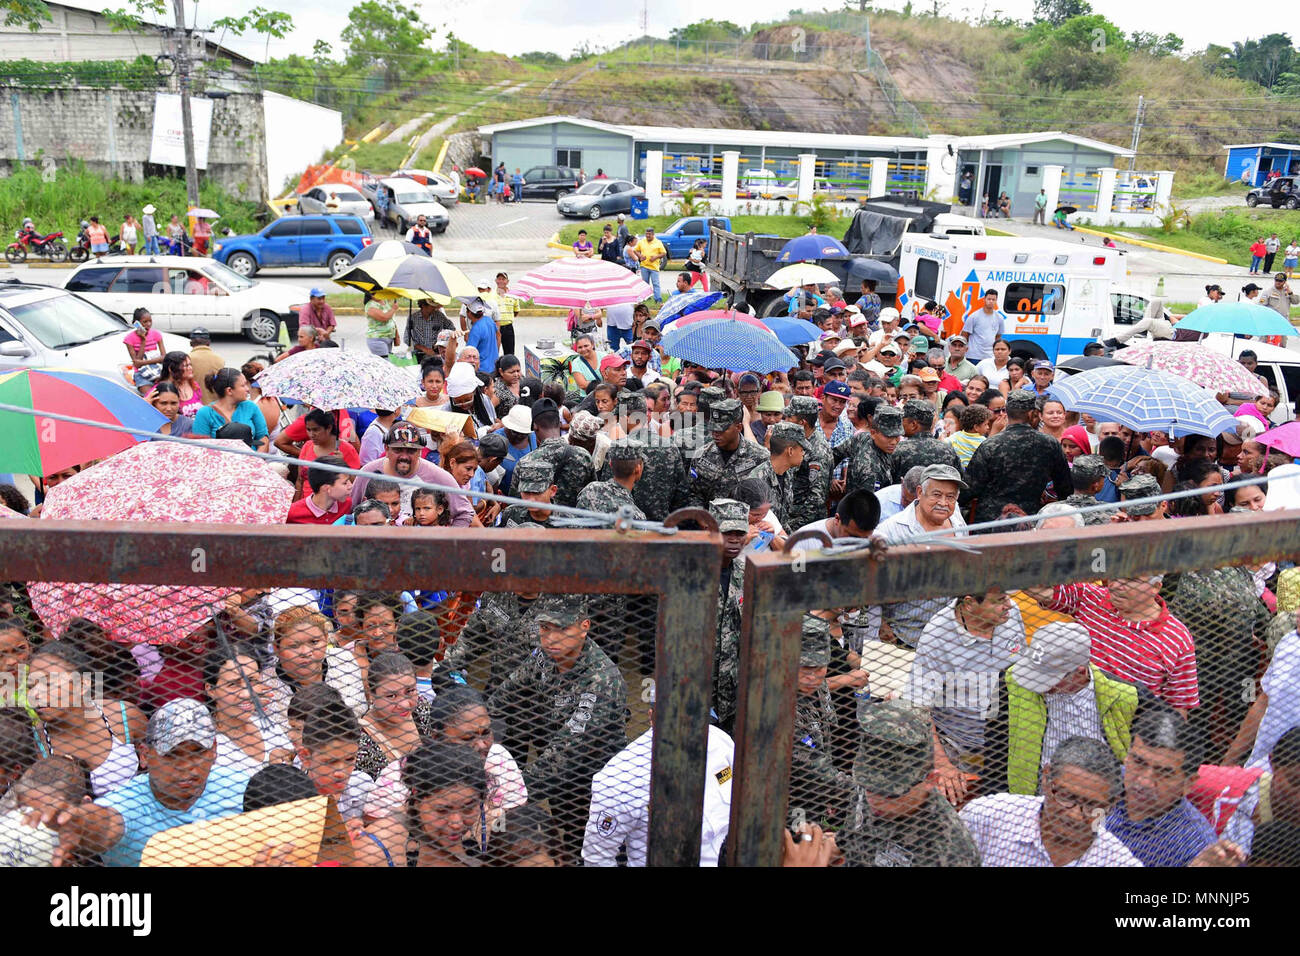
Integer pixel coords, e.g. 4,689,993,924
5,229,69,263
68,229,129,263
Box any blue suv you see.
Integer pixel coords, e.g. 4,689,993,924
212,215,372,278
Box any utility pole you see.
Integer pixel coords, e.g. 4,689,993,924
1128,94,1145,171
172,0,200,207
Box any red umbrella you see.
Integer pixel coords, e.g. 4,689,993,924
671,309,768,331
463,168,487,179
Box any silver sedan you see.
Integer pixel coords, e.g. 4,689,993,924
556,179,646,220
297,185,375,219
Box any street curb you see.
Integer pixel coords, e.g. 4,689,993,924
1072,225,1229,264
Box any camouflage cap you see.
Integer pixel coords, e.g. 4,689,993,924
619,391,648,414
709,398,744,432
872,405,904,437
533,594,590,627
853,701,934,797
606,438,645,461
1072,454,1105,484
1005,388,1038,413
768,420,810,451
514,457,556,493
800,614,831,667
146,698,217,755
699,386,726,411
709,497,749,533
1120,473,1162,516
786,395,821,423
901,398,935,427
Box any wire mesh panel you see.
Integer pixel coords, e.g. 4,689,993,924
736,510,1300,869
0,523,717,868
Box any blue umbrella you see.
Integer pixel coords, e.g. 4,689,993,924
1047,365,1237,438
656,290,724,325
776,234,850,263
661,317,798,373
1177,302,1296,338
762,315,823,347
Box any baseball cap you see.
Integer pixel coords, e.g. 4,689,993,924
911,335,930,353
709,398,743,432
477,432,508,457
949,333,968,345
500,404,533,433
919,462,968,491
848,313,868,327
853,702,933,797
309,287,326,298
822,380,852,399
823,357,847,373
445,362,480,398
599,354,630,371
617,213,626,221
189,327,211,343
146,698,217,755
642,319,662,333
514,457,556,493
892,330,912,341
436,329,455,346
918,367,940,383
879,307,900,323
631,339,653,351
1033,360,1055,372
768,420,810,451
808,352,830,368
800,615,831,667
568,411,603,439
879,343,901,357
872,405,904,437
530,398,559,423
464,296,488,314
534,594,589,626
756,391,785,413
476,279,492,290
1009,622,1092,694
709,497,748,533
384,423,423,449
820,330,843,343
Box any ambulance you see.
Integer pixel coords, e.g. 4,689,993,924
896,235,1127,362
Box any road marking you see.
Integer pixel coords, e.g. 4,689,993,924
496,217,527,228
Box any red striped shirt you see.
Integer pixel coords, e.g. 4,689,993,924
1048,583,1199,709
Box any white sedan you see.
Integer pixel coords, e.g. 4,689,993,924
297,185,375,219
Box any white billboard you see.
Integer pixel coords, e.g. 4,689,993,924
149,92,213,170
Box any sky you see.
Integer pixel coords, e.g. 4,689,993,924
97,0,1259,61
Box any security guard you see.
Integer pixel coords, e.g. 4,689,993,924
790,614,854,826
688,398,775,508
582,681,735,866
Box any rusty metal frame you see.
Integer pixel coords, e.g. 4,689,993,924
728,511,1300,866
0,520,721,867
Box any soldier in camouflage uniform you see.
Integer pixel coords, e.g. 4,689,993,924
488,594,629,863
710,499,748,734
839,702,982,867
625,407,689,521
509,398,594,507
498,458,558,528
671,384,721,459
833,404,902,496
764,421,809,527
1061,455,1112,525
576,440,647,660
965,389,1072,525
688,398,775,509
443,591,545,692
785,395,833,531
891,399,962,483
790,614,854,826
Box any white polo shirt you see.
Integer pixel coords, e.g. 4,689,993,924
959,794,1142,867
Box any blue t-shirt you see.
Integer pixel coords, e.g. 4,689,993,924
97,765,251,867
1105,796,1218,867
466,314,499,376
192,401,268,443
502,435,537,490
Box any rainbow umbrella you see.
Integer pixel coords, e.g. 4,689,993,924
0,369,166,477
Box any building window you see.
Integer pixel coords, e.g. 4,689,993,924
1025,165,1039,175
556,148,582,169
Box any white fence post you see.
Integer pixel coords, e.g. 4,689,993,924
720,150,740,216
645,150,664,216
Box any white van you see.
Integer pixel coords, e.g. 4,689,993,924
898,234,1125,362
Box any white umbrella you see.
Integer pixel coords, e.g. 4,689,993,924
187,207,221,220
765,263,839,289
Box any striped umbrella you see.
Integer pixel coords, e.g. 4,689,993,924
506,258,653,307
346,239,426,266
1114,342,1268,397
661,316,798,373
1047,365,1238,438
333,254,475,304
0,368,166,476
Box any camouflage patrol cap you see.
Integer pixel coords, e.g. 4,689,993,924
709,497,749,533
709,398,744,432
1120,473,1162,516
786,395,821,423
1072,454,1105,484
1005,388,1037,413
606,438,645,461
872,405,904,437
619,391,648,414
699,386,726,412
853,701,934,797
767,421,810,451
534,594,590,627
800,614,831,668
901,398,934,427
514,458,556,493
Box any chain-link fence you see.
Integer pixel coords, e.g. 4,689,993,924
734,508,1300,868
0,519,720,867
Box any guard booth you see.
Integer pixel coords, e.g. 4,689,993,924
1224,142,1300,187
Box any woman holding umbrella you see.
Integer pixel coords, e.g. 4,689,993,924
365,293,401,358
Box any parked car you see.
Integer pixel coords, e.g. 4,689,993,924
655,216,733,260
0,281,190,383
210,214,372,278
296,185,374,219
63,255,311,344
1247,176,1300,209
392,168,459,205
556,179,646,220
519,166,581,200
359,177,449,233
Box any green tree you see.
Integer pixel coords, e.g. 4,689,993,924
1022,14,1127,89
1129,31,1183,57
1224,33,1296,89
341,0,435,84
2,0,52,30
212,6,294,61
668,19,745,43
518,51,564,66
1032,0,1092,25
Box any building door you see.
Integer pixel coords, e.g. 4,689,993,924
980,164,1002,213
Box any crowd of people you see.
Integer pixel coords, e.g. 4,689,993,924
2,247,1300,868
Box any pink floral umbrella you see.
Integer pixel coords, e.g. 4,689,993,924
28,440,293,645
1114,342,1268,397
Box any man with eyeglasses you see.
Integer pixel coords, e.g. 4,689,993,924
960,735,1141,866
